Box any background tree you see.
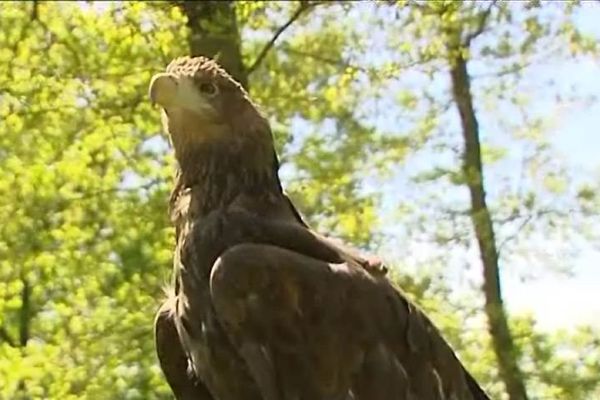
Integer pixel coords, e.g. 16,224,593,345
0,1,598,399
380,1,599,398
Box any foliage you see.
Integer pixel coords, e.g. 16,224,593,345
0,1,599,399
0,2,184,398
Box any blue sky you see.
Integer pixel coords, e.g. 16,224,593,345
511,36,599,328
505,51,600,330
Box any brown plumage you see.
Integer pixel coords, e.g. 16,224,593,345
150,56,489,400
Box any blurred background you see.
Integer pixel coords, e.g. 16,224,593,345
0,1,599,399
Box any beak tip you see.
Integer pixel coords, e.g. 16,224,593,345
149,73,177,107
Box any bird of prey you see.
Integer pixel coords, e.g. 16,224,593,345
149,56,490,400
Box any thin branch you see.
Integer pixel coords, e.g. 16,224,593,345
280,44,363,71
471,43,564,80
19,277,30,347
463,0,497,46
438,206,471,218
62,178,168,203
247,1,317,75
494,207,598,256
497,213,534,256
0,326,15,347
0,178,168,214
35,16,84,69
7,3,38,78
494,208,571,225
279,44,433,80
31,0,39,21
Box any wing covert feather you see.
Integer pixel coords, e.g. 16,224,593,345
209,243,490,400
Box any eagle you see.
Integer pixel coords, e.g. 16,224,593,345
149,56,489,400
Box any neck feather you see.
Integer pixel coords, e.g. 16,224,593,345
169,139,282,219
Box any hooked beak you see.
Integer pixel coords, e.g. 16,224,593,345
148,73,215,117
149,73,178,108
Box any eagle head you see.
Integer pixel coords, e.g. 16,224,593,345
149,56,271,165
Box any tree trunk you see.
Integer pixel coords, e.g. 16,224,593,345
17,276,31,398
180,0,248,90
448,48,529,400
19,277,31,347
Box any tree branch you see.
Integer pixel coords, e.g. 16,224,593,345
495,207,592,256
19,278,30,347
7,3,38,77
0,326,15,347
279,44,433,80
463,0,497,46
280,44,362,70
61,178,167,203
247,1,317,75
497,214,534,256
31,0,39,21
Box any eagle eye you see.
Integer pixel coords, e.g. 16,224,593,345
197,82,218,97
